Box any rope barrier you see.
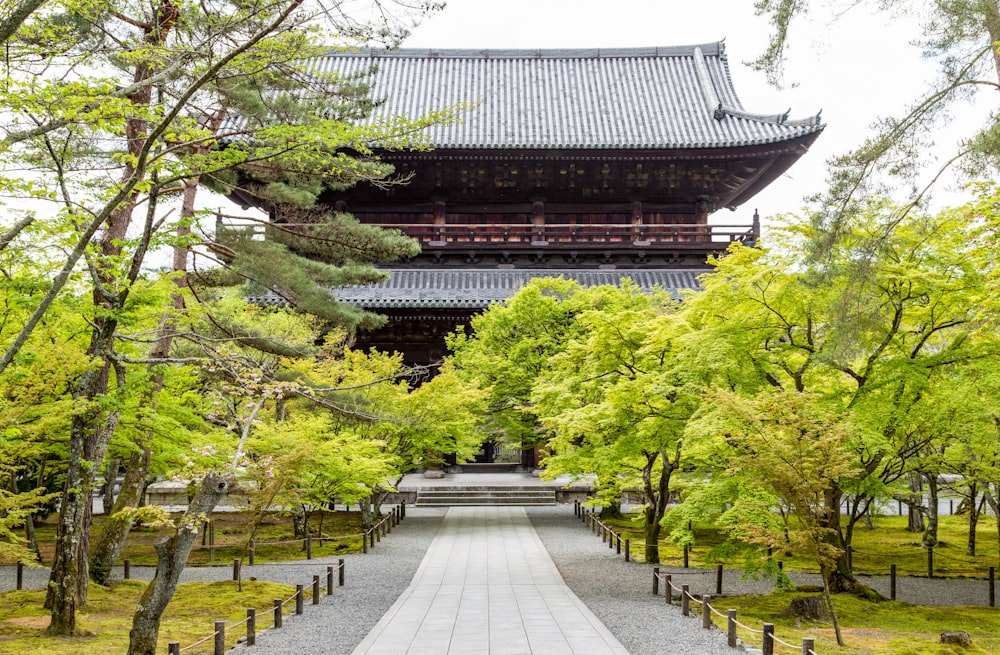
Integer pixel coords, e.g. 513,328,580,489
178,631,218,652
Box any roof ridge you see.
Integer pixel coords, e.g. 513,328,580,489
326,43,725,59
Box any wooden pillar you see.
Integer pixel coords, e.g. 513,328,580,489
433,200,446,225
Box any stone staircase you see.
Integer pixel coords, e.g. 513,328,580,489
414,486,557,507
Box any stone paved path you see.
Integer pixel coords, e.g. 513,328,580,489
349,506,629,655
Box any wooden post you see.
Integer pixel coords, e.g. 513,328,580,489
652,567,659,595
716,564,723,595
362,530,369,554
624,539,631,562
616,533,621,555
665,575,672,605
246,608,256,646
990,566,996,608
306,535,312,560
124,559,130,580
763,623,775,655
168,642,180,655
802,637,814,655
339,558,345,586
950,499,954,514
608,529,615,549
295,585,304,615
327,565,334,595
273,599,282,628
209,520,215,563
928,546,934,578
727,609,737,647
213,620,225,655
401,500,406,519
681,584,690,616
312,575,320,605
702,595,712,629
890,563,897,601
15,562,22,590
249,538,255,566
370,529,376,548
232,558,240,581
684,544,689,568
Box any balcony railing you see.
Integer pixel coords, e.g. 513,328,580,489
374,223,757,248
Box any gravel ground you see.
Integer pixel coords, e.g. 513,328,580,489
2,505,996,654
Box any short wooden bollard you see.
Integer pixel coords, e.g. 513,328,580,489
928,546,934,578
683,544,689,568
624,539,630,562
249,538,255,566
802,636,814,655
702,595,712,629
681,584,690,616
990,566,996,607
246,608,256,646
312,575,320,605
665,575,672,605
762,622,774,655
232,558,240,581
326,566,334,595
727,609,737,647
362,530,369,554
652,567,660,595
168,642,180,655
306,535,313,559
616,533,621,555
401,500,406,519
716,564,723,595
16,562,22,590
339,558,346,586
608,529,614,549
273,599,283,628
209,521,215,563
213,620,225,655
370,529,377,548
295,585,304,615
124,559,130,580
890,563,897,601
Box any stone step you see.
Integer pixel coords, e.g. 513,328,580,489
414,488,556,507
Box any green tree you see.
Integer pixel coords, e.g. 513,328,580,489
447,277,592,464
532,283,692,563
679,199,989,592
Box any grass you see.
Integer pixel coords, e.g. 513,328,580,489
9,510,367,567
607,512,1000,578
0,580,295,655
0,509,367,654
715,591,1000,655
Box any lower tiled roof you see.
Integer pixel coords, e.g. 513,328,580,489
330,268,704,310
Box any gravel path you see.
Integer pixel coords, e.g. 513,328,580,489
2,505,996,654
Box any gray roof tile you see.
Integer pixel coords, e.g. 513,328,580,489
312,43,822,150
327,268,704,309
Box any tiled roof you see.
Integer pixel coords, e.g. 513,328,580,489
325,268,704,310
312,44,823,150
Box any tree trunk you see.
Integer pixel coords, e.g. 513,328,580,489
293,505,308,545
90,180,194,585
126,473,230,655
90,448,149,585
924,474,939,548
907,472,925,532
101,458,119,515
822,484,855,593
967,483,979,557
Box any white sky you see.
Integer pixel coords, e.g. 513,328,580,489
396,0,987,223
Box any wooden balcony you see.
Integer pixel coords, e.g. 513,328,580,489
376,223,757,249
